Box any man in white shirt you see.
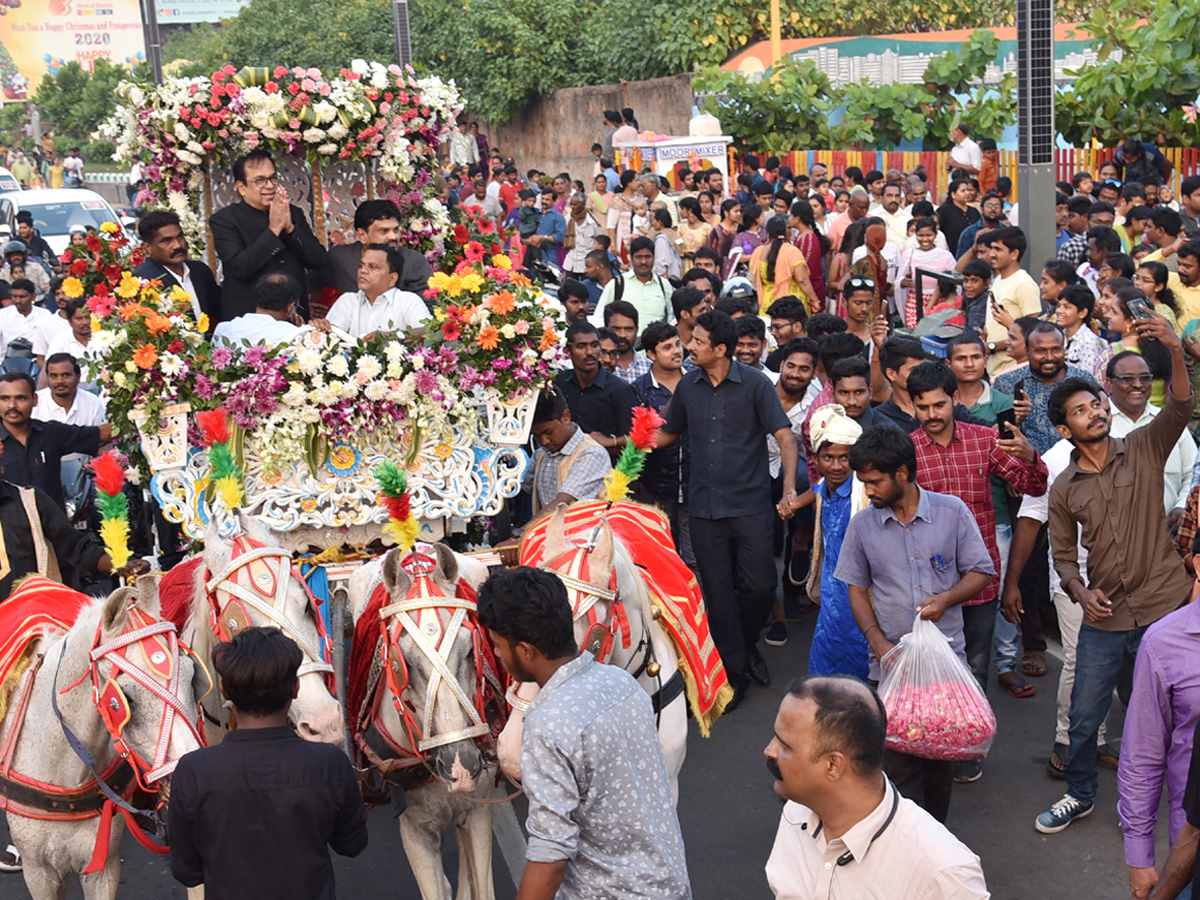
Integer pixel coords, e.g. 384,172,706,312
877,184,911,249
946,124,983,177
319,245,428,339
0,278,52,348
62,148,85,186
764,676,990,900
33,283,73,374
984,227,1043,377
34,353,106,427
43,299,96,387
213,273,303,347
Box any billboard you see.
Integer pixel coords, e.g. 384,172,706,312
0,0,146,102
155,0,248,25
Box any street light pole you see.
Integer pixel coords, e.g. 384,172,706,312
140,0,164,85
393,0,412,69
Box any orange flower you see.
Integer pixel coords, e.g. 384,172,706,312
539,328,559,352
510,273,532,288
145,312,172,335
487,290,515,316
459,304,478,324
476,326,501,351
132,344,158,370
118,302,153,322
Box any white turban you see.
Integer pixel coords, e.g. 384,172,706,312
809,403,862,451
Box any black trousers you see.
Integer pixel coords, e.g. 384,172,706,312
1018,525,1050,654
690,511,776,686
884,749,953,823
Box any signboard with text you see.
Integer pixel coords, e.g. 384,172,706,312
0,0,145,103
155,0,248,25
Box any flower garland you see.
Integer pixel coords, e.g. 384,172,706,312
90,452,132,570
374,460,419,553
604,407,666,502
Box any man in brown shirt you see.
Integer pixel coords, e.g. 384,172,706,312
1036,311,1192,836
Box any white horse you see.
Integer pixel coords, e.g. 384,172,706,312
496,505,689,801
347,543,502,900
1,577,205,900
164,515,344,747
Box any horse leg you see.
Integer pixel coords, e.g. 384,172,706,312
399,805,453,900
453,798,496,900
8,815,67,900
79,816,123,900
658,693,689,805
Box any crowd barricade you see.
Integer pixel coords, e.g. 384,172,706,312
727,148,1200,200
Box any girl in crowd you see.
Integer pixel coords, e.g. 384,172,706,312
736,203,767,258
606,169,639,265
587,173,612,221
897,217,957,328
1107,282,1173,407
750,215,819,315
709,198,742,280
698,190,718,226
677,196,713,270
790,199,828,306
827,218,868,316
807,193,829,235
1135,261,1183,331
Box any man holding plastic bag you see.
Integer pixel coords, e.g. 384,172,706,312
834,426,996,823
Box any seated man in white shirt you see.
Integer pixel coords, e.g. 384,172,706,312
0,278,52,350
764,676,990,900
33,353,106,427
318,244,428,339
41,299,97,389
33,276,73,373
212,272,303,347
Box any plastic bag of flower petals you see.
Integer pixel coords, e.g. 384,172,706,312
877,614,997,760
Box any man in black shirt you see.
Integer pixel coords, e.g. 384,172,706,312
169,627,368,899
658,311,797,710
938,180,982,259
0,373,108,509
553,321,635,457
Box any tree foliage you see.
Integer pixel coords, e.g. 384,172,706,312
696,30,1018,152
1056,0,1200,146
32,59,135,162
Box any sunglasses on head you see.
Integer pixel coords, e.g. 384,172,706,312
846,277,876,291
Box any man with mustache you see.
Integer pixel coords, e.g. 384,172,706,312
134,210,221,328
763,675,989,899
1035,310,1195,837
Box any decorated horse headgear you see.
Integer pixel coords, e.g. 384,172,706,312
541,523,630,665
380,547,493,755
204,534,335,689
83,607,208,787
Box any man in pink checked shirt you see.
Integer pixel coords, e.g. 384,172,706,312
907,360,1048,785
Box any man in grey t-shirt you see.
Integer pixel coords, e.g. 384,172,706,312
479,567,691,900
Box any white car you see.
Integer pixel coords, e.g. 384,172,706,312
0,168,20,192
0,188,129,255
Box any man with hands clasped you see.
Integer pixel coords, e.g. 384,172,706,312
1035,309,1194,838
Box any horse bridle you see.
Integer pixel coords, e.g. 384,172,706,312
205,536,335,687
380,549,491,754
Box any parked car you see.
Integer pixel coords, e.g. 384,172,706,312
0,189,129,254
0,168,20,192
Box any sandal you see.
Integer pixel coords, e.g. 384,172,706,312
0,844,20,872
998,673,1036,698
1046,744,1068,780
1021,651,1047,677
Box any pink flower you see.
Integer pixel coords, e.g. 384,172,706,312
273,66,288,78
306,67,321,79
319,84,331,97
301,78,316,92
514,320,529,335
211,346,233,368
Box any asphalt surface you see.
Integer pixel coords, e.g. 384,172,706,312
9,610,1166,900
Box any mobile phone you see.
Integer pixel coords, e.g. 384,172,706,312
1128,297,1155,320
995,407,1017,434
1013,378,1026,402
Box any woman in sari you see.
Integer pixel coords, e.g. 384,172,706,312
790,199,828,310
749,215,820,315
698,190,719,226
586,173,613,222
605,169,639,265
708,199,742,282
735,203,767,258
678,196,713,269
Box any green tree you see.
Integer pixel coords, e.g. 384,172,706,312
32,59,133,162
1056,0,1200,146
693,58,833,152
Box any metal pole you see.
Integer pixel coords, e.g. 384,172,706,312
140,0,164,85
769,0,782,79
1016,0,1056,272
393,0,412,69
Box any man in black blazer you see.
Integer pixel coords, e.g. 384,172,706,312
209,150,328,321
323,198,432,297
133,210,221,327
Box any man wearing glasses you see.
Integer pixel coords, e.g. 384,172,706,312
210,150,329,321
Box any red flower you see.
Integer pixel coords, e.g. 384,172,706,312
478,218,495,235
287,82,300,96
453,225,469,245
103,264,123,282
464,240,485,261
94,282,110,298
211,70,225,83
264,81,279,94
85,235,102,253
69,259,88,277
273,65,288,78
441,322,461,341
168,339,185,354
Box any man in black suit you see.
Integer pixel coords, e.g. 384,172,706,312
209,150,328,321
133,210,221,327
323,198,432,297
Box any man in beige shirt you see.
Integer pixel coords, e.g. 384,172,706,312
984,227,1043,376
764,676,990,900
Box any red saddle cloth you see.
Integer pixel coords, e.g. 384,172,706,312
0,576,93,721
519,500,733,736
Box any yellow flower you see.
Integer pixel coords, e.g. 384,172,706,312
444,274,463,298
196,313,210,333
116,272,141,299
99,221,120,234
491,254,512,270
459,271,484,293
62,277,84,299
90,315,102,333
433,307,448,322
428,272,451,292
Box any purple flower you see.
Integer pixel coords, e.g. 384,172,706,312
415,369,438,394
212,347,233,368
244,346,266,367
195,374,216,399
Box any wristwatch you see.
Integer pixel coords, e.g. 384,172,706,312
987,342,997,352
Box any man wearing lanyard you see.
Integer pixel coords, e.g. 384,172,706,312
133,210,221,327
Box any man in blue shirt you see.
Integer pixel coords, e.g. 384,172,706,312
834,425,994,824
527,188,566,266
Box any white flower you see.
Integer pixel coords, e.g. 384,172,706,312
318,143,338,156
312,385,337,405
327,122,348,140
282,384,308,406
365,380,389,401
124,360,137,373
339,380,358,398
113,371,128,388
90,330,119,353
542,349,557,361
160,352,186,377
351,59,369,76
302,127,326,143
297,348,322,376
384,341,404,362
356,355,382,380
386,361,404,379
500,324,516,340
326,354,350,378
313,101,337,124
174,123,191,142
411,355,424,370
522,348,538,364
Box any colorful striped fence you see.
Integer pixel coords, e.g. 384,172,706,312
733,148,1200,200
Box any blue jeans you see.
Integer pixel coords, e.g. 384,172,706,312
992,523,1019,674
961,599,998,693
1065,623,1147,803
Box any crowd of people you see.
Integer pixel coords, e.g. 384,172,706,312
4,115,1200,900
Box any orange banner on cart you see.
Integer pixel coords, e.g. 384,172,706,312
0,0,145,103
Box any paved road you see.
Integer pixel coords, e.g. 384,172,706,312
15,613,1162,900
